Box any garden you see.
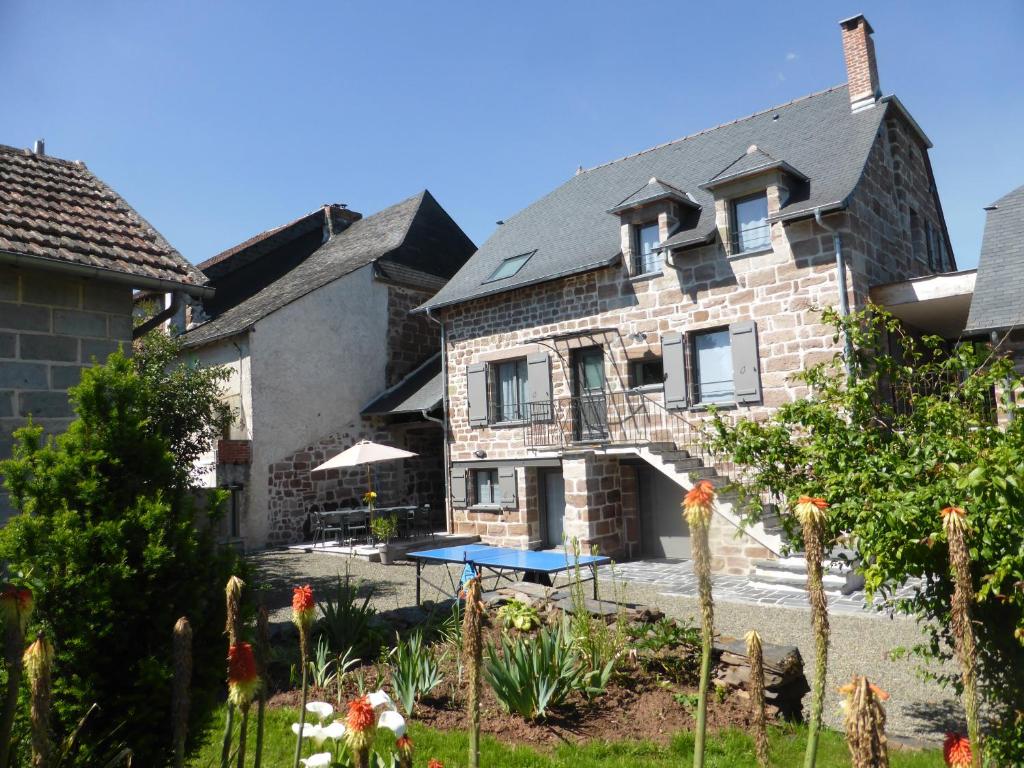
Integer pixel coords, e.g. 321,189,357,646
0,308,1020,767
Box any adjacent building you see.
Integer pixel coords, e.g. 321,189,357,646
178,191,475,549
421,16,957,576
0,141,209,521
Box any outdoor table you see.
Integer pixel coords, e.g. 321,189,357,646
406,543,611,606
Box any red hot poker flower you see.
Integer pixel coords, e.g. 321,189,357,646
683,480,716,527
291,585,316,629
943,733,972,767
346,695,375,733
227,642,259,707
427,761,445,768
0,584,33,632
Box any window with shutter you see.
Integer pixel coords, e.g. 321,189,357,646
527,353,552,422
450,468,467,507
662,332,688,409
729,320,762,404
693,328,734,404
498,466,518,509
466,363,489,427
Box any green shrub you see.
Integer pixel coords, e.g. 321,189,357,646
497,599,541,632
315,569,381,659
388,629,444,717
0,351,240,765
483,622,581,720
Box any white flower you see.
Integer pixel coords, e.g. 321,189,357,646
321,720,346,740
291,721,330,746
306,701,334,722
300,753,333,768
377,708,407,738
368,689,396,711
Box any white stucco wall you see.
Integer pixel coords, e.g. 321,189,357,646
246,264,390,546
185,335,254,488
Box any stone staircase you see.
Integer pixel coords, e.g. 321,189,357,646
638,442,862,595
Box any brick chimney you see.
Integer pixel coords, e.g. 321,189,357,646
839,14,880,112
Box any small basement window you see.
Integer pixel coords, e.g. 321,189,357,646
473,468,501,506
630,358,664,388
486,251,534,282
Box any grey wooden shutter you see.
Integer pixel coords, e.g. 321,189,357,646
466,363,489,426
729,320,762,404
450,467,467,507
498,466,518,509
527,353,552,422
662,332,688,409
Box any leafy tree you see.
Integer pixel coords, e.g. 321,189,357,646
706,306,1024,764
132,328,231,482
0,347,240,765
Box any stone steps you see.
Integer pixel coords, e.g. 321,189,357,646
750,555,864,596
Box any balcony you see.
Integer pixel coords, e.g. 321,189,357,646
522,390,706,452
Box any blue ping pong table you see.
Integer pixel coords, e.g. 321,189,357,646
406,543,611,606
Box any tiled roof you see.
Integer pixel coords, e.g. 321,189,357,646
361,353,442,416
181,190,474,348
422,85,888,311
965,185,1024,334
0,143,206,292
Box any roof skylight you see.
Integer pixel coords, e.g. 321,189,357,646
485,250,535,282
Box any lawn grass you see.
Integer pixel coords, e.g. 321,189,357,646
189,705,944,767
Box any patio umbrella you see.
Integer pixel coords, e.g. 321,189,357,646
311,440,418,521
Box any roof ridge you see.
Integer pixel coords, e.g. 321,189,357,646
0,143,88,168
581,84,847,174
386,190,429,253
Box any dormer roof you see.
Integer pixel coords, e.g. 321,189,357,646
701,145,808,191
607,177,698,215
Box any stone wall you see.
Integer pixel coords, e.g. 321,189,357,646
0,264,133,521
265,420,444,546
386,284,439,387
438,106,951,571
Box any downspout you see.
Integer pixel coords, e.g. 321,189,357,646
814,207,854,377
425,306,452,535
133,291,182,339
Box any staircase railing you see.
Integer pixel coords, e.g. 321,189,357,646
523,390,740,484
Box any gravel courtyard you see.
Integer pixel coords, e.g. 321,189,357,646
249,548,958,745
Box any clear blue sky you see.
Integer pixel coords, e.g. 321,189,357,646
3,1,1022,269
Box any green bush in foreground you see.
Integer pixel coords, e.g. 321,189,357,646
0,350,240,765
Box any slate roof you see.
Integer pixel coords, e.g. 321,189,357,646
702,146,807,190
964,185,1024,334
181,190,474,348
422,85,889,311
607,177,695,215
0,143,206,292
361,353,442,416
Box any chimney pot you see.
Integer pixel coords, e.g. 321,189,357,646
33,139,45,156
839,14,880,112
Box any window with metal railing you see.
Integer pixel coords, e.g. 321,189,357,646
633,221,662,274
491,358,528,422
731,193,771,254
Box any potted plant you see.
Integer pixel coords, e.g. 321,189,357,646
371,514,399,565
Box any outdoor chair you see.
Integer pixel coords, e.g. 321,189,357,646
311,506,345,549
343,508,370,544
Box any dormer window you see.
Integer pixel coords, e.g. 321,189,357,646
486,250,534,282
635,222,662,274
731,193,770,254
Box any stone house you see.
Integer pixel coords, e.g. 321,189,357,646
177,191,475,549
0,141,209,522
420,16,957,579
